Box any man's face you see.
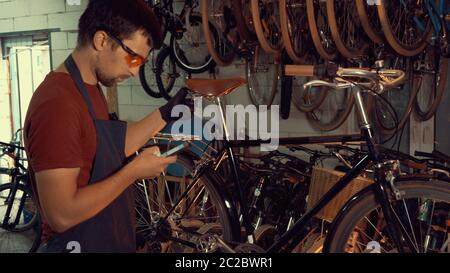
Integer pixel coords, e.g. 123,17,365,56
96,30,152,87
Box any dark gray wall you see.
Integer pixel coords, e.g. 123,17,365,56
435,68,450,154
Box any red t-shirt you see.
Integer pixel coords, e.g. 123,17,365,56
24,71,110,242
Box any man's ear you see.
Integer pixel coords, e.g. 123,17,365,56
92,31,109,52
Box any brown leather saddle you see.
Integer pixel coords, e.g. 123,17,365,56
185,78,247,98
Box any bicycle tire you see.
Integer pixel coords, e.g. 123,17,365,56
147,0,172,42
155,46,179,101
170,14,217,74
279,0,310,64
291,76,329,113
306,0,337,61
0,182,41,253
232,0,257,43
246,46,280,107
324,179,450,253
201,0,237,66
306,88,355,132
414,49,449,121
250,0,283,54
139,49,164,99
355,0,384,44
373,78,419,135
326,0,367,59
134,152,236,253
377,0,432,57
370,56,419,135
372,89,417,136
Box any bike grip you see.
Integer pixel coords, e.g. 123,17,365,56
284,63,338,78
284,65,315,77
0,167,12,175
414,151,433,158
280,75,293,120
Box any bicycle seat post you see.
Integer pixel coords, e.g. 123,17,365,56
352,86,381,159
215,96,255,244
185,77,256,243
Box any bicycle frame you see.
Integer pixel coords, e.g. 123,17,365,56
144,82,416,252
212,86,413,253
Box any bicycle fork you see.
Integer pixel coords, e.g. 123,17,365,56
216,97,256,244
354,87,409,253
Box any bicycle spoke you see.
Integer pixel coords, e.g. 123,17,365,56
400,198,420,252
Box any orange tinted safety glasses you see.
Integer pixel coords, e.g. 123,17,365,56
107,32,150,68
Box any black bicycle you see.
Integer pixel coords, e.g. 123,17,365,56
0,130,41,253
133,62,449,253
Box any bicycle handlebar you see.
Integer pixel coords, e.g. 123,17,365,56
0,167,13,176
415,150,450,164
284,63,338,78
0,141,24,151
284,64,406,92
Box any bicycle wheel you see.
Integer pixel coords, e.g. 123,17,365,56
413,46,449,121
139,48,165,99
147,0,171,42
246,46,280,107
170,14,216,74
251,0,283,54
355,0,384,44
201,0,239,66
377,0,432,57
327,0,367,59
289,52,329,113
373,56,419,135
306,87,355,132
292,76,329,113
279,0,310,64
134,153,235,253
325,179,450,253
0,182,41,253
306,0,337,61
155,46,183,101
233,0,257,43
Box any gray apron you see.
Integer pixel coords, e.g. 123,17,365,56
40,55,136,252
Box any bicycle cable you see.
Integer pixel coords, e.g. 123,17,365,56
344,78,400,147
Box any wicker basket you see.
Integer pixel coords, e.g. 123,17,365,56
307,167,373,222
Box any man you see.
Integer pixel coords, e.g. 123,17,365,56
24,0,187,252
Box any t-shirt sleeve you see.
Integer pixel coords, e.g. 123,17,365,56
25,97,84,172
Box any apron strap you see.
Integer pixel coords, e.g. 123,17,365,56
64,54,97,120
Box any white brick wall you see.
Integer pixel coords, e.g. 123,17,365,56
14,15,48,32
0,0,30,20
0,18,13,33
30,0,65,16
0,0,87,90
50,31,68,50
48,11,81,30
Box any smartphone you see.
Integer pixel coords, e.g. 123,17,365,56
159,143,188,157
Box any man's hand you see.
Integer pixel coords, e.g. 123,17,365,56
34,146,177,233
158,87,192,123
125,146,177,180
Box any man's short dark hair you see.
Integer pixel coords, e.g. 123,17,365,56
77,0,163,50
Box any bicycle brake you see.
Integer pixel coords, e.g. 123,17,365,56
384,161,405,200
